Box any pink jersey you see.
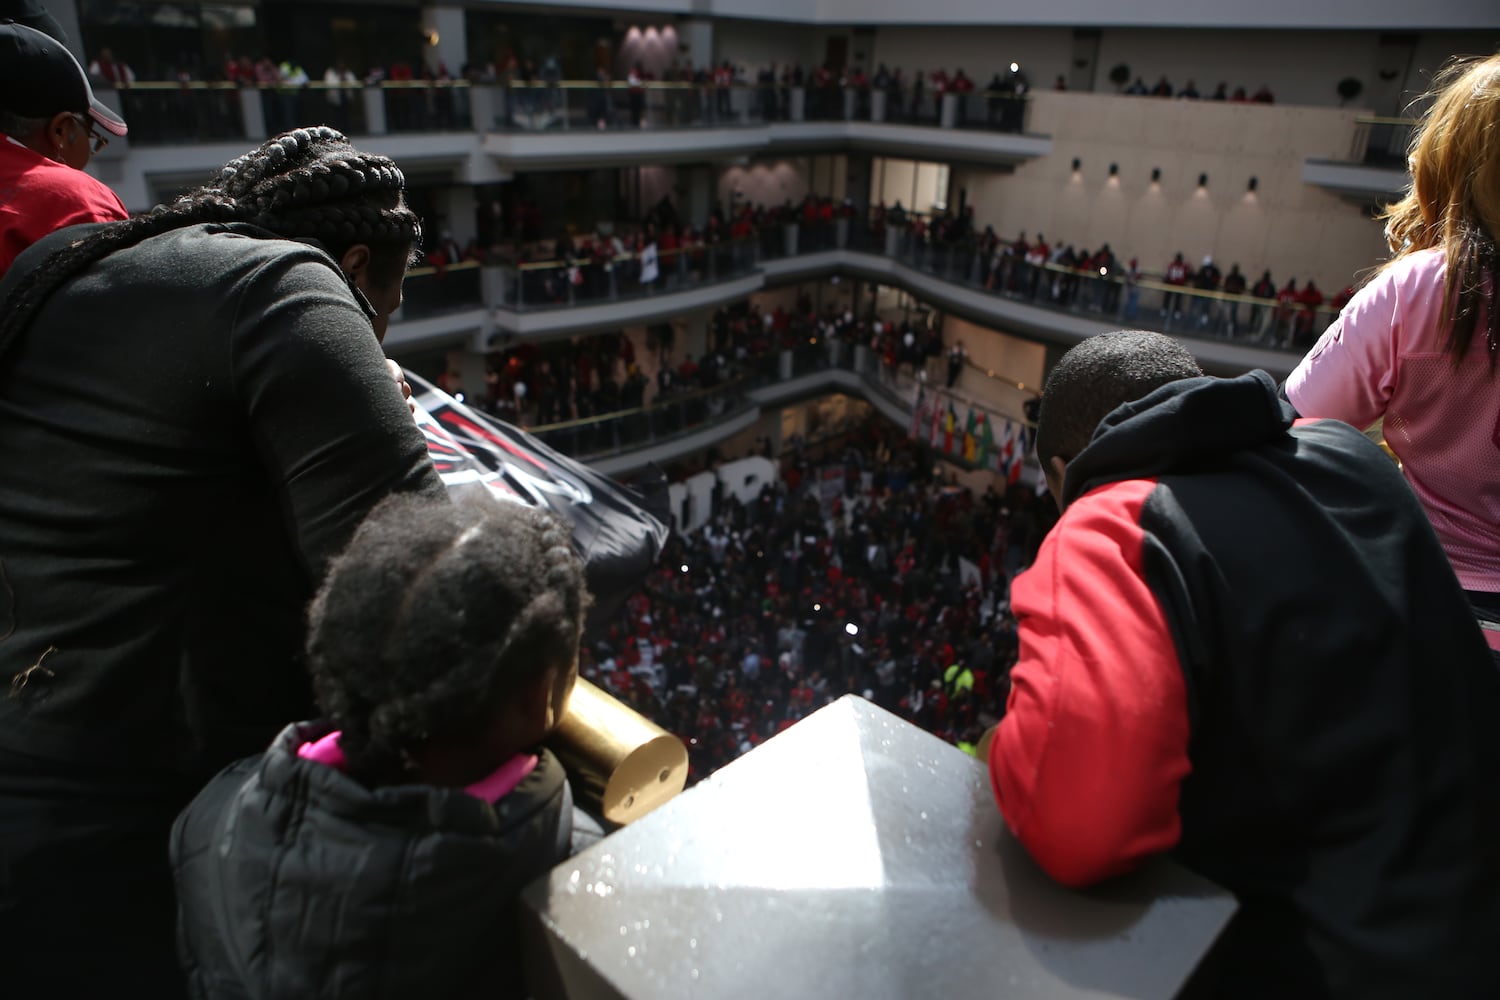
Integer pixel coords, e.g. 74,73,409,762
1286,248,1499,595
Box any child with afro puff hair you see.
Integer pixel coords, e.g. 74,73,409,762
171,493,594,1000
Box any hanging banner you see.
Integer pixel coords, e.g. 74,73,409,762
818,466,846,514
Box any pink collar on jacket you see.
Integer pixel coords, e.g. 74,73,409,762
297,730,538,804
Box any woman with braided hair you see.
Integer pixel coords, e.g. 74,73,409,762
0,127,447,996
173,494,592,999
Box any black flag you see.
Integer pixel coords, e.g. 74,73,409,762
408,373,669,632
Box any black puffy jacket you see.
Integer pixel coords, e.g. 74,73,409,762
171,722,572,999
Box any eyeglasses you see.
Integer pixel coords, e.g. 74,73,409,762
70,114,109,154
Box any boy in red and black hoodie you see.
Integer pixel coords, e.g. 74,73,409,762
990,331,1500,999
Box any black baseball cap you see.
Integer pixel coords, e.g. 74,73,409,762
0,0,66,43
0,19,127,137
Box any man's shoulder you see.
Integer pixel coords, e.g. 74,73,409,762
118,223,347,294
0,146,122,211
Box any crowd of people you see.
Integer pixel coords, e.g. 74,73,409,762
76,43,1032,135
7,3,1500,995
583,421,1047,780
452,297,944,447
488,189,1345,349
1115,75,1276,102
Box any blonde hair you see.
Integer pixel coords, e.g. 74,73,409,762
1382,52,1500,365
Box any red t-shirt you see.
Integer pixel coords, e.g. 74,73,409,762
0,138,128,277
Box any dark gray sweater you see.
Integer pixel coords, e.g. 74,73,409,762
0,222,445,776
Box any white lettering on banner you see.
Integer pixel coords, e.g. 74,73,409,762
719,456,777,505
669,472,716,535
666,456,781,534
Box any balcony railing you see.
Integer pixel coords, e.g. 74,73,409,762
400,261,484,320
523,338,916,462
472,218,1335,352
874,227,1335,349
102,79,1036,146
493,80,1032,134
493,237,761,311
1350,115,1416,169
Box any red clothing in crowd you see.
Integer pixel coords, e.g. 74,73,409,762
0,138,128,277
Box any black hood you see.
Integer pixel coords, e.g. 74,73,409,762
1063,370,1294,507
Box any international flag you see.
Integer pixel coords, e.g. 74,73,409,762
998,418,1028,485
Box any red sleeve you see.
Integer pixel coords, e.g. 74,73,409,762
988,478,1191,888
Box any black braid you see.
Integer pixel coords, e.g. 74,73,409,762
0,126,422,367
307,494,591,786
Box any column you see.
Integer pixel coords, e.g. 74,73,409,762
420,6,468,76
42,0,85,61
684,19,714,74
239,87,267,140
686,166,714,231
362,87,387,134
845,154,873,213
447,347,490,404
436,186,479,246
939,93,958,128
679,311,710,364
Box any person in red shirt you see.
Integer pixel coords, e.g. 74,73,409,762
1329,283,1355,312
1161,252,1191,318
1274,278,1300,347
0,22,129,276
1293,279,1324,348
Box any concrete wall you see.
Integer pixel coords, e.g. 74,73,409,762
942,317,1046,423
720,160,812,211
465,0,1500,30
1092,28,1500,108
637,165,679,214
868,27,1074,88
821,0,1498,29
952,91,1389,292
874,159,950,214
863,26,1499,108
720,156,846,211
714,19,848,73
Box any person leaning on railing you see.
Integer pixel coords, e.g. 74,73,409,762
0,127,445,997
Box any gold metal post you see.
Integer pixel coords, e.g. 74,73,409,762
547,678,689,825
